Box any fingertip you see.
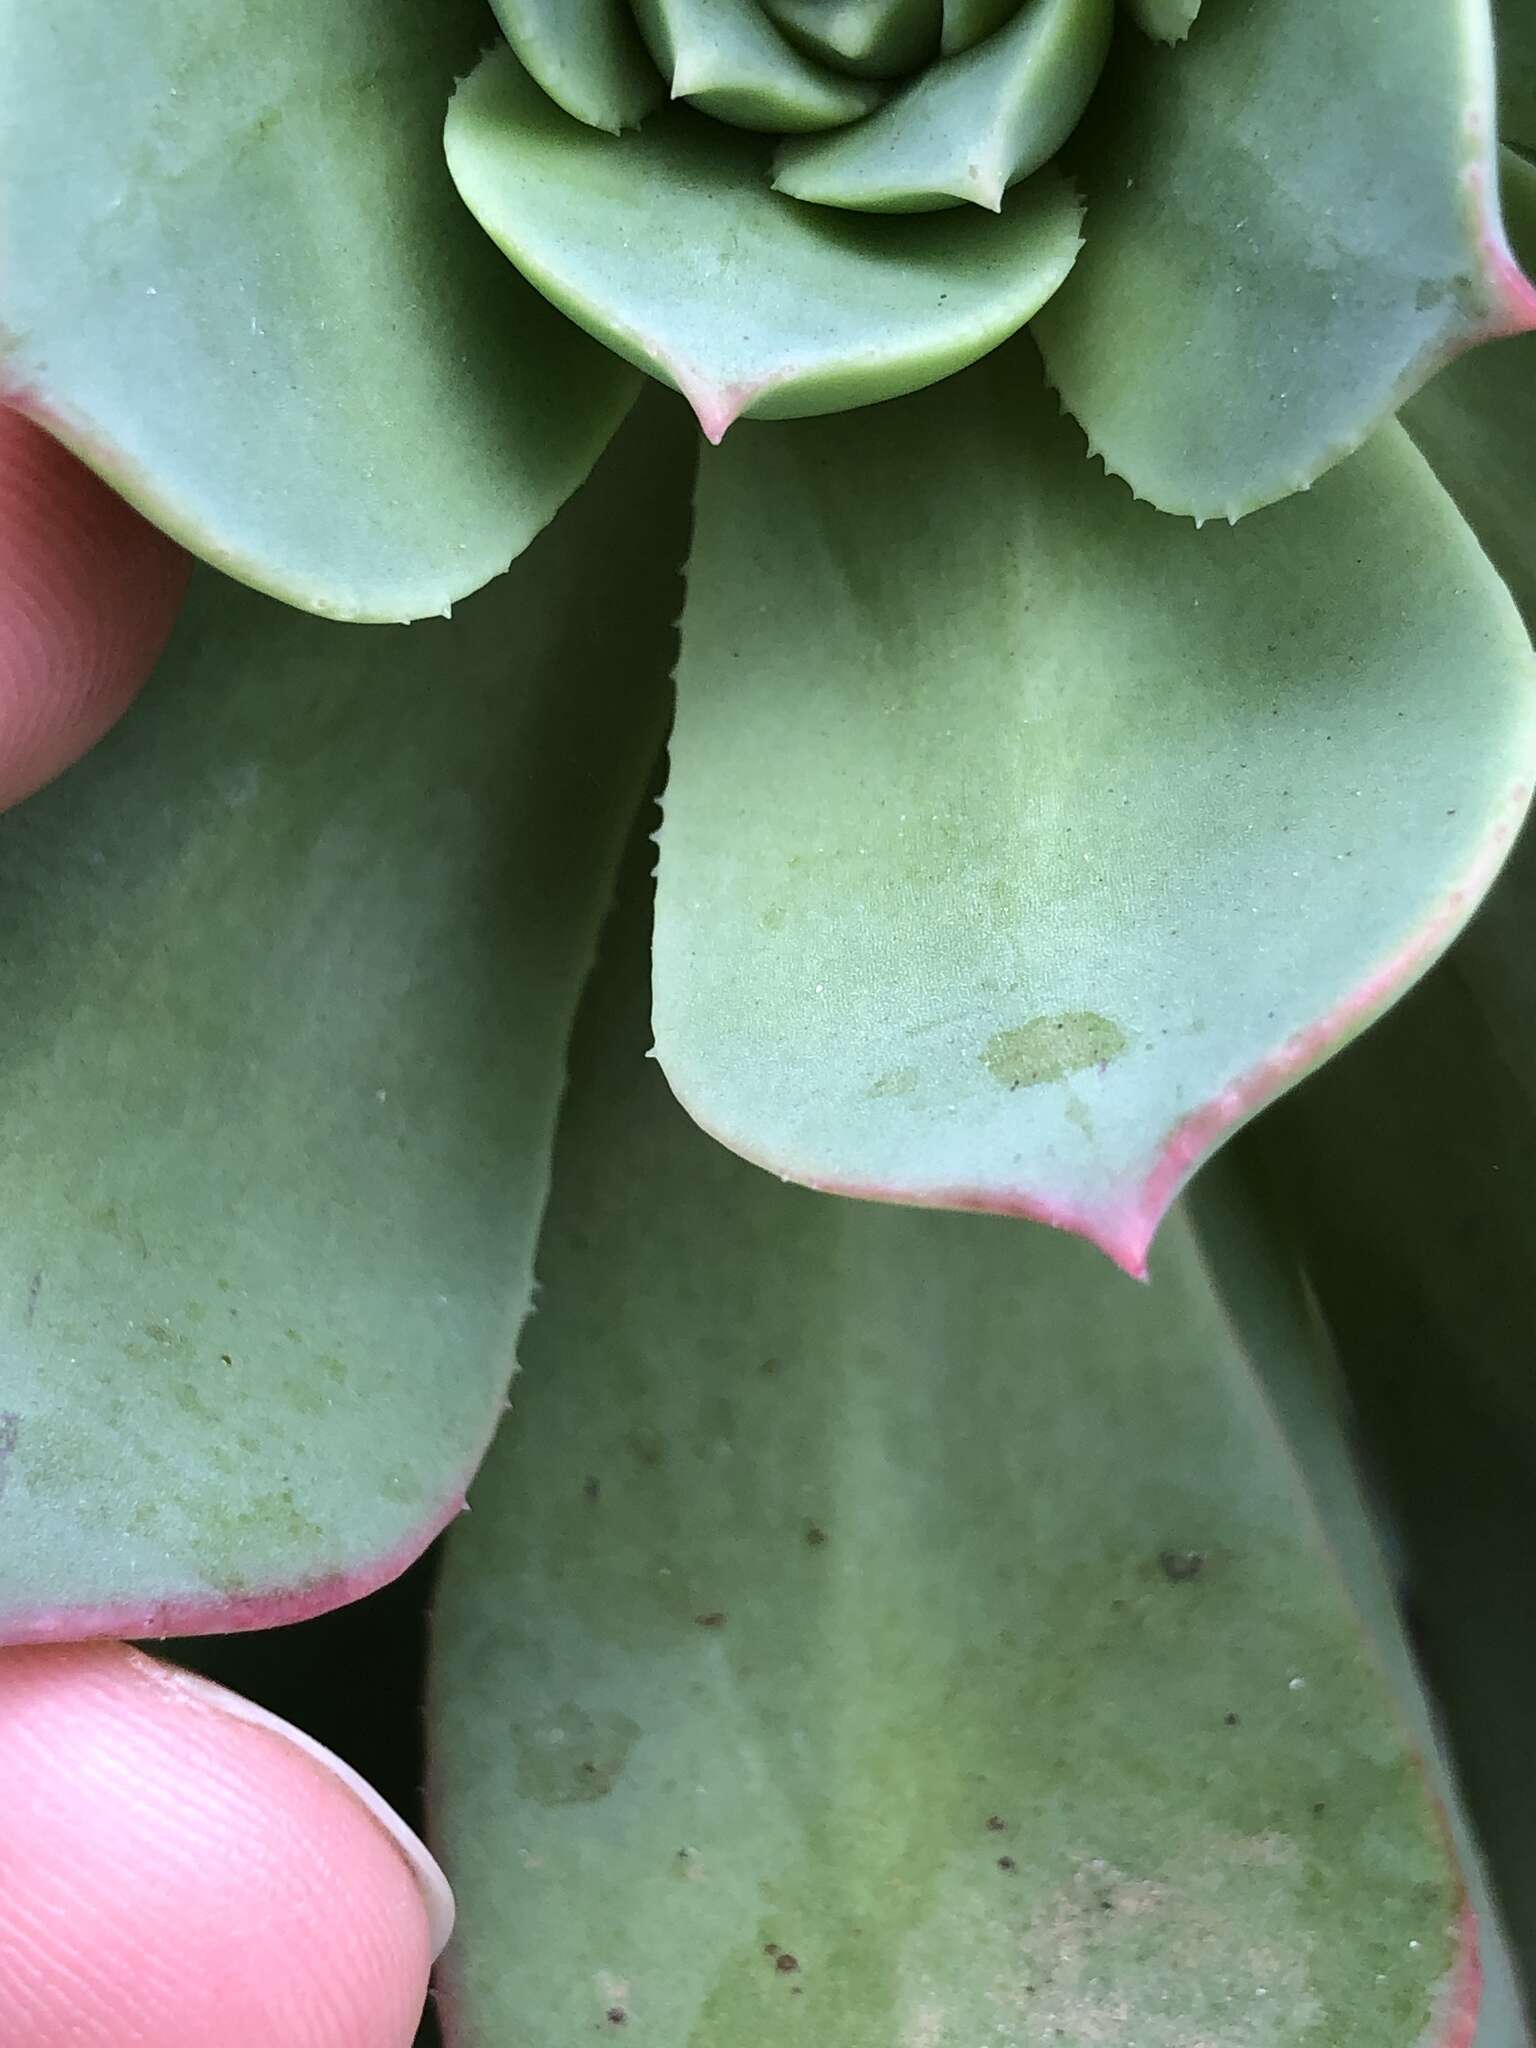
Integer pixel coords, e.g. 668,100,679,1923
0,1641,436,2048
0,408,188,812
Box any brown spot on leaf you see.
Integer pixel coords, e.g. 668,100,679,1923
986,1815,1007,1832
695,1612,727,1629
775,1952,800,1974
1158,1549,1206,1582
981,1013,1128,1090
805,1523,828,1548
583,1475,601,1502
0,1412,17,1499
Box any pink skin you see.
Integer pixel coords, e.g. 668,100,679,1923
0,408,186,810
0,1643,432,2047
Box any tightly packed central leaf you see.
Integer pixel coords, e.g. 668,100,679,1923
444,0,1531,491
515,0,1114,211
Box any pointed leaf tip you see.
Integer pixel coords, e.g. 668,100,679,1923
653,346,1536,1252
445,44,1082,425
0,398,694,1637
1035,0,1530,517
432,860,1473,2047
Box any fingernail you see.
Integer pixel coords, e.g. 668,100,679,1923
150,1658,456,1958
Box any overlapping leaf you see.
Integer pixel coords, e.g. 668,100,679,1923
0,399,691,1643
1246,188,1536,2003
0,0,636,620
1034,0,1536,519
446,46,1082,439
652,342,1536,1274
430,861,1474,2048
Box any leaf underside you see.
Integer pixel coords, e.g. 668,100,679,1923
652,341,1536,1275
0,397,693,1643
429,856,1471,2048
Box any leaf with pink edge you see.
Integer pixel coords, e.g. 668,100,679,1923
429,855,1480,2048
651,342,1536,1277
444,42,1082,441
1402,151,1536,620
1246,159,1536,1985
1033,0,1536,521
0,397,691,1644
1242,806,1536,2018
0,0,637,622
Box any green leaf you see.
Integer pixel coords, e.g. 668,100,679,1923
429,862,1472,2048
774,0,1112,213
491,0,665,134
941,0,1016,55
651,344,1536,1277
0,396,693,1644
762,0,942,81
446,47,1083,440
1402,152,1536,619
1247,191,1536,2003
631,0,883,130
1122,0,1200,45
1186,1173,1530,2041
1032,0,1536,520
0,0,637,622
1495,0,1536,149
1242,836,1536,2018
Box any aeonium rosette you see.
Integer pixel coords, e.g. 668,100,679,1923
443,0,1533,519
2,0,1535,1281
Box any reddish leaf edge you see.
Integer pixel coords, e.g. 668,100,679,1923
659,782,1533,1283
0,1464,475,1648
1442,1901,1484,2048
1468,157,1536,341
0,378,629,627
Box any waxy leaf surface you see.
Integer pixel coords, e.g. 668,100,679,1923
1255,200,1536,1998
652,345,1536,1275
492,0,665,134
1033,0,1536,519
430,867,1473,2048
763,0,942,80
1246,840,1536,2022
1402,153,1536,620
632,0,883,129
0,400,692,1642
446,45,1081,440
0,0,635,620
774,0,1111,213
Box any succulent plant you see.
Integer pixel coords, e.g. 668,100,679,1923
3,0,1536,2040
